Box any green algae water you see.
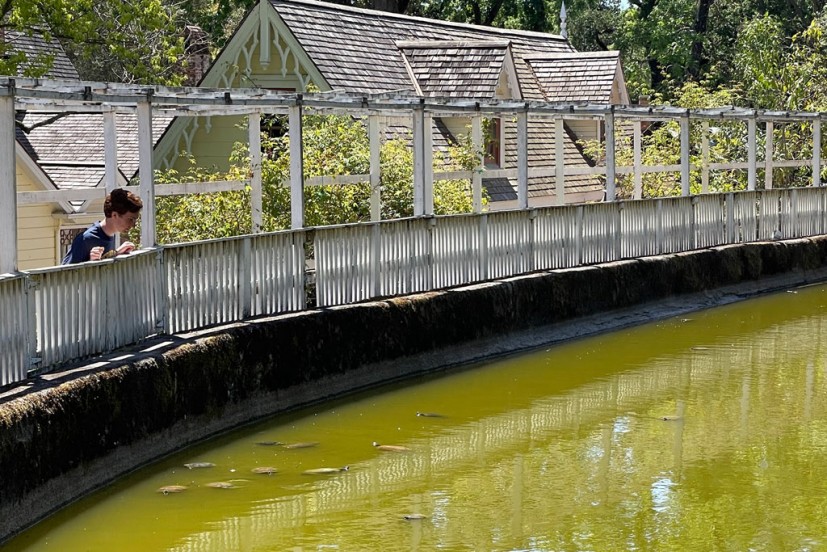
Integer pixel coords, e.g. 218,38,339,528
7,284,827,551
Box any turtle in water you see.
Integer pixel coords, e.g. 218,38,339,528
251,466,278,475
403,513,428,521
373,442,411,452
416,412,445,418
661,415,683,422
157,485,187,495
302,466,349,475
184,462,216,470
283,441,319,450
205,481,237,489
255,441,283,446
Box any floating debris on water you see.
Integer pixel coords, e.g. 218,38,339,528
403,513,427,520
416,412,445,418
184,462,216,470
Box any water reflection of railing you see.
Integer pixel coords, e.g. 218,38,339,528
165,315,827,551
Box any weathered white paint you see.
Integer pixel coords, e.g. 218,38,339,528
516,111,528,209
369,115,381,221
701,121,710,194
814,121,821,188
748,117,757,191
424,113,434,216
633,120,642,200
471,115,483,213
289,104,304,229
412,106,425,216
765,121,774,190
137,101,156,247
605,112,616,201
555,118,565,206
680,115,690,196
103,110,118,194
0,95,17,274
249,113,263,232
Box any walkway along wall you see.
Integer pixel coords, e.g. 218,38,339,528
3,236,827,542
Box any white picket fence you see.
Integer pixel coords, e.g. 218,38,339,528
0,187,824,386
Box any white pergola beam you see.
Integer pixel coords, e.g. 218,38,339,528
0,94,17,273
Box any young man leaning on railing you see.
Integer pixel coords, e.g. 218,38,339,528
61,188,142,264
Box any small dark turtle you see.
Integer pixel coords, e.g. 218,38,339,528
302,466,349,475
403,513,428,520
251,466,278,475
205,481,237,489
157,485,187,495
283,441,319,450
255,441,283,446
416,412,445,418
373,442,411,452
661,415,683,422
184,462,216,470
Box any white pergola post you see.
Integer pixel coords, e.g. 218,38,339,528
813,120,821,188
701,120,710,194
248,112,262,233
517,110,528,209
137,100,156,248
605,111,616,201
424,112,434,215
747,116,757,191
103,110,118,193
765,121,774,190
555,117,565,206
289,103,304,229
0,92,17,274
369,115,381,221
412,104,425,216
680,114,690,196
633,119,642,200
471,115,483,213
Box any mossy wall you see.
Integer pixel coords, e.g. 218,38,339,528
3,236,827,542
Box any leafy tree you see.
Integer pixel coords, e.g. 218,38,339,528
0,0,185,84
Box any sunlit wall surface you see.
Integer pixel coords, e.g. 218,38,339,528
7,285,827,551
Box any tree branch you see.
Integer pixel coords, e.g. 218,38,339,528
15,113,70,133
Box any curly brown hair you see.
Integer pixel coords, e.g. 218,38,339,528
104,188,143,217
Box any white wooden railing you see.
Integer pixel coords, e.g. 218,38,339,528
2,187,825,387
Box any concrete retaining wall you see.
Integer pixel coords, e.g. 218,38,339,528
3,236,827,542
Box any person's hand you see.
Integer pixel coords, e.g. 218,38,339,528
116,242,136,255
90,246,104,261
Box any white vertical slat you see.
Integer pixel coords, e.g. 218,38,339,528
633,120,642,200
605,112,616,201
0,92,17,274
555,117,566,205
103,110,119,194
369,115,381,221
249,113,263,233
472,115,483,213
413,105,425,216
137,100,156,248
517,111,528,209
701,120,710,194
680,114,690,196
289,104,304,229
813,120,821,188
765,121,774,190
748,116,757,191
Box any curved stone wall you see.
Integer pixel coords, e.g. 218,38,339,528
3,237,827,542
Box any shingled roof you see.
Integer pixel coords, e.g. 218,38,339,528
526,51,624,104
4,28,79,80
398,40,511,98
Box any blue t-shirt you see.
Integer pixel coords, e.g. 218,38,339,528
61,222,115,265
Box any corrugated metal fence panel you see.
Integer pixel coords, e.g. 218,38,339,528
732,191,759,243
694,194,726,249
380,218,431,297
165,239,243,334
788,188,824,238
659,197,694,254
759,190,783,240
621,200,659,258
103,251,160,350
0,275,30,386
533,205,580,270
486,211,531,279
251,231,305,316
581,203,619,264
315,225,373,308
431,215,481,289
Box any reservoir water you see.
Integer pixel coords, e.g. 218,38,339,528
6,284,827,551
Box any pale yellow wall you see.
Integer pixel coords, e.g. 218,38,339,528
566,120,599,144
16,168,59,270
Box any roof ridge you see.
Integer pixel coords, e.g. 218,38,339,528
523,51,619,60
396,39,511,49
270,0,569,43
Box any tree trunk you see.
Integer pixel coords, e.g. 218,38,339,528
688,0,715,79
